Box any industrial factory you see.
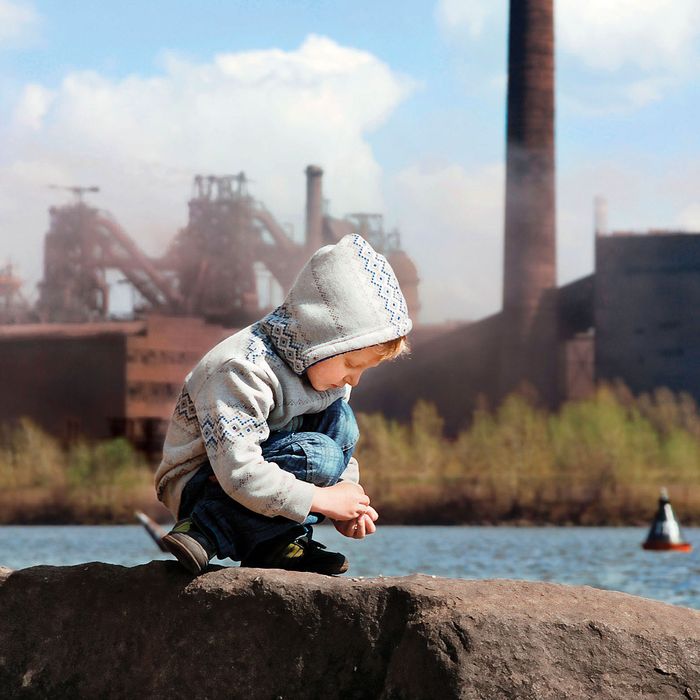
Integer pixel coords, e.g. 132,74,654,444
0,166,420,456
351,0,700,433
2,0,700,449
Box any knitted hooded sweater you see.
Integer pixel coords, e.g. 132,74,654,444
155,234,412,523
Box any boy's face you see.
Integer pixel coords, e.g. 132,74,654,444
306,346,384,392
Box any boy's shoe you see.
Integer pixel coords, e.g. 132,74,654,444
241,532,349,575
161,518,215,575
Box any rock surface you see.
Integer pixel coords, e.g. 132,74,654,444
0,562,698,699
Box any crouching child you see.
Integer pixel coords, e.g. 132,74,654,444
156,234,412,575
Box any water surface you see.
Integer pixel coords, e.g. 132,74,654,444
1,525,698,609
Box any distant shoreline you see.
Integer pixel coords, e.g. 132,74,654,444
4,388,700,531
1,482,696,527
2,511,696,528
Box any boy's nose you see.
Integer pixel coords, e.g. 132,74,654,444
346,370,363,387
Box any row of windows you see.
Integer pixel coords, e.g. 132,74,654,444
127,348,201,365
127,382,180,400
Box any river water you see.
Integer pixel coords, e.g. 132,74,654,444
1,525,698,609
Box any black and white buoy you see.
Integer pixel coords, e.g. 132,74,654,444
642,488,692,552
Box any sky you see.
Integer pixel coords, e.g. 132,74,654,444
2,0,700,323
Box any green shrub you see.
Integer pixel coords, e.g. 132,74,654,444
356,383,700,523
0,421,154,523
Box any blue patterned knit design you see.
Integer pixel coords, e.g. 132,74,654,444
350,234,411,335
200,409,267,452
261,305,306,373
245,323,275,364
174,388,198,428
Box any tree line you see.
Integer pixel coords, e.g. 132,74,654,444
1,383,699,524
355,383,700,524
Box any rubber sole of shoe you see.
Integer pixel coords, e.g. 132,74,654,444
161,532,210,575
240,555,349,576
331,559,350,575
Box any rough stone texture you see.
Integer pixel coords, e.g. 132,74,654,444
0,563,698,699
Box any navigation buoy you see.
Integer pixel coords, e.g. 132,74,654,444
642,488,692,552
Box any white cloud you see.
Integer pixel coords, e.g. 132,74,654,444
12,83,54,130
621,77,667,109
435,0,501,39
436,0,700,110
557,0,700,73
388,162,504,322
558,73,674,116
436,0,700,73
0,0,38,45
1,35,412,296
556,158,700,287
677,204,700,231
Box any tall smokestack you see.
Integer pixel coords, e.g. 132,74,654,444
501,0,557,402
305,165,324,253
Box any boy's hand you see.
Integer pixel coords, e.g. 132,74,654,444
311,482,370,521
333,505,379,539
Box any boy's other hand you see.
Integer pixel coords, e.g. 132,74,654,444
311,482,370,521
333,505,379,539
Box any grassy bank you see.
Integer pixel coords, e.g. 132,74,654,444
0,419,157,523
1,384,699,525
356,384,700,525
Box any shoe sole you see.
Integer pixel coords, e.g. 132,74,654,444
240,557,350,576
161,533,209,575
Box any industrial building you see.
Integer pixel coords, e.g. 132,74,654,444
0,316,228,456
595,232,700,398
352,227,700,433
0,167,420,452
351,0,700,432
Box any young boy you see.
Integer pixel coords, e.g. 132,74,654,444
156,233,411,575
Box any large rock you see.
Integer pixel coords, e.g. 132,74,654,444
0,562,698,699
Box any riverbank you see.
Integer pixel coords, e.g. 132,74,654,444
1,494,695,527
2,384,700,525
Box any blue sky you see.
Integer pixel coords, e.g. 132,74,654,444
2,0,700,322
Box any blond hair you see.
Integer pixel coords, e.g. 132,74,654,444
374,335,409,361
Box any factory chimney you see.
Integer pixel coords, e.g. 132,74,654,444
305,165,324,254
501,0,557,403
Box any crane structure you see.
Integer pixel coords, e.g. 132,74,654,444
38,196,183,322
33,170,420,326
164,172,307,325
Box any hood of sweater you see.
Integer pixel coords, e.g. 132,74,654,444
261,233,412,374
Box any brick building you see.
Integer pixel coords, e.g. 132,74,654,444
0,315,228,456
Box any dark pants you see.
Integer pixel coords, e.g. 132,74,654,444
178,398,359,561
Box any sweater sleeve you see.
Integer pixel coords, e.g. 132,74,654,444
339,456,359,484
338,385,360,483
193,359,315,523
